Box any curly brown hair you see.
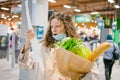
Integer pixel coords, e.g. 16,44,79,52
44,12,78,48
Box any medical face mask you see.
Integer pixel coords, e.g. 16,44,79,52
52,33,67,41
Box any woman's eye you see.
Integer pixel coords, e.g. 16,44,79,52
51,25,60,29
56,25,60,28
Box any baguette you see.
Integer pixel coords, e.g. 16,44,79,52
88,42,110,61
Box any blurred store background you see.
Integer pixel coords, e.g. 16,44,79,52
0,0,120,80
0,0,120,49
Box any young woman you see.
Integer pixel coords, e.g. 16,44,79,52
19,12,100,80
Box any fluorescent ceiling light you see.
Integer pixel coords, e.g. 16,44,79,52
114,5,120,8
90,12,99,14
1,16,7,19
108,0,114,3
1,14,5,17
18,4,22,7
0,0,7,2
48,0,56,3
12,15,19,18
1,7,9,11
63,5,71,8
74,9,81,12
8,18,12,21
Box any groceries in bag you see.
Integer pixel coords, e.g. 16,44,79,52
48,37,110,80
55,37,110,61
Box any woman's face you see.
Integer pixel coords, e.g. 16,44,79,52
50,18,65,35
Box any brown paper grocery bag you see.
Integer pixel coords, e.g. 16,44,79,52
55,48,93,72
47,42,110,80
54,48,94,80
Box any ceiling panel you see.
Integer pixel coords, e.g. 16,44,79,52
49,0,116,16
0,0,119,22
0,0,21,22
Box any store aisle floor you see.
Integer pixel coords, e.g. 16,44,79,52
98,55,120,80
0,55,120,80
0,59,19,80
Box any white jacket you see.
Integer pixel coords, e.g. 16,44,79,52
19,41,100,80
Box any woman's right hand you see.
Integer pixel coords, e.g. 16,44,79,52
23,29,35,53
25,29,35,42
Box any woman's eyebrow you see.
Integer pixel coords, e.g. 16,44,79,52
50,23,61,26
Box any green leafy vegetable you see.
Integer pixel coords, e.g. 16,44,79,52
55,37,91,59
